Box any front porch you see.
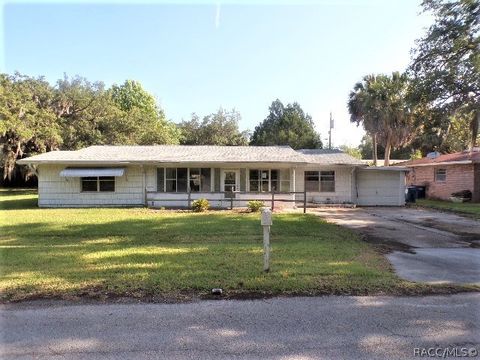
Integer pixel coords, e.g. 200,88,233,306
146,190,299,209
146,164,300,208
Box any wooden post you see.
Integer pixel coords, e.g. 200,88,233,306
303,189,307,214
271,191,275,211
230,195,233,210
187,191,191,209
263,226,270,272
261,208,272,272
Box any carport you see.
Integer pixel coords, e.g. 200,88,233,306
355,167,407,206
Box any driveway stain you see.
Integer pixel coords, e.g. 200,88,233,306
311,207,480,285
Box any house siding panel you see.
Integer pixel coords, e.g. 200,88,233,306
37,165,145,207
294,167,354,203
406,164,475,201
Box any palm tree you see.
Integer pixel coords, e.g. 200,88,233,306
348,72,415,166
348,75,384,165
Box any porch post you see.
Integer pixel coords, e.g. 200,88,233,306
210,167,214,192
291,168,296,192
141,165,147,207
291,168,296,206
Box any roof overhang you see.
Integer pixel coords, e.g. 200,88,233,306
59,167,125,177
359,166,409,172
19,160,311,167
406,160,473,167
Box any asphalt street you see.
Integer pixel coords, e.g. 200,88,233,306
1,294,479,360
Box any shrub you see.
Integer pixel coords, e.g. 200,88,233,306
248,200,264,212
192,198,210,212
451,190,472,199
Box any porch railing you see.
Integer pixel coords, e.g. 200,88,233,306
146,190,308,213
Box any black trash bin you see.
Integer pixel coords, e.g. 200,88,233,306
405,186,418,203
415,186,426,199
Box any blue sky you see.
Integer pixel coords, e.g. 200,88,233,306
2,0,432,146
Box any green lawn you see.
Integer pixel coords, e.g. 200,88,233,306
416,199,480,219
0,190,474,302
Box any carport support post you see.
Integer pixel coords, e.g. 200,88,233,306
261,208,273,272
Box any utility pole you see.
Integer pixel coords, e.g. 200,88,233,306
328,112,334,149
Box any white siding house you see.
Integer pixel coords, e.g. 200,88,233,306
18,145,407,208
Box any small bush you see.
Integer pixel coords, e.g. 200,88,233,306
451,190,472,199
248,200,264,212
192,198,210,212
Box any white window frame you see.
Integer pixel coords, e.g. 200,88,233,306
158,167,212,193
304,170,336,193
80,176,115,193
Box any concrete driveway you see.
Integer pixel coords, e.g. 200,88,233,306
1,294,479,360
313,207,480,285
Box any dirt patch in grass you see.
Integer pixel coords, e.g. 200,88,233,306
358,233,415,254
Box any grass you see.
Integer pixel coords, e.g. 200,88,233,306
416,199,480,219
0,190,476,302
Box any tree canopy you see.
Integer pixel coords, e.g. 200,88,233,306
250,99,322,149
179,109,249,146
410,0,480,150
348,72,416,165
0,73,180,183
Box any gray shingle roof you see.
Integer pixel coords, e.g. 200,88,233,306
17,145,365,166
18,145,309,164
297,149,364,165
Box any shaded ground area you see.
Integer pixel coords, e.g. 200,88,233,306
313,207,480,285
1,294,478,360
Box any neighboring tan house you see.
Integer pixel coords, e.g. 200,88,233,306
17,145,407,208
399,148,480,202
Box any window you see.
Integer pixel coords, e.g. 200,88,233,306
260,170,269,192
81,176,115,192
165,168,188,192
271,169,290,192
189,168,211,192
157,168,164,192
165,168,177,192
159,168,211,192
249,169,270,192
435,168,447,182
177,168,188,192
304,171,335,192
189,168,201,192
320,171,335,192
271,170,279,192
305,171,319,191
201,168,211,192
249,169,259,191
81,177,98,192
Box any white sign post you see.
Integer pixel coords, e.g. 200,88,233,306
261,208,273,272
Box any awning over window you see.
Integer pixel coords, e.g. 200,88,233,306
59,168,125,177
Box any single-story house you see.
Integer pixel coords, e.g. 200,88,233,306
17,145,407,208
399,148,480,202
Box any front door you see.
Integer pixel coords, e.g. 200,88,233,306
222,170,239,196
